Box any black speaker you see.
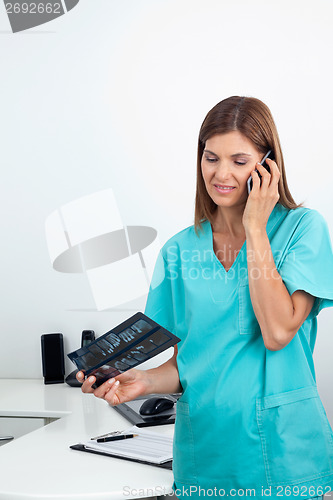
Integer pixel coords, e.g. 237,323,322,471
41,333,65,384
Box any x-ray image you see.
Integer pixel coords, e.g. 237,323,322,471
68,312,180,388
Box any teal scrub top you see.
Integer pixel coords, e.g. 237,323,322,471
144,203,333,499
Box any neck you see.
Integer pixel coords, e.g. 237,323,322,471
212,203,246,237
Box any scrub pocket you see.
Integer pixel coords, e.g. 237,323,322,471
173,400,198,485
238,276,261,335
256,386,333,486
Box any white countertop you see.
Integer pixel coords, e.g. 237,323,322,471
0,379,174,500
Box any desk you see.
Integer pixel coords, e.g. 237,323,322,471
0,379,174,500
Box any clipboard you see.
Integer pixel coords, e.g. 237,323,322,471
70,425,173,470
70,443,172,470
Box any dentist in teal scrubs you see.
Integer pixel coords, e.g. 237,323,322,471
78,96,333,500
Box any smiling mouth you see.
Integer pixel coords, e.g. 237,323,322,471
214,184,235,192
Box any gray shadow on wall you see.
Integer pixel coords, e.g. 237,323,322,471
45,189,162,311
53,227,157,273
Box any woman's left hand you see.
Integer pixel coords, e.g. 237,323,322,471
242,158,280,234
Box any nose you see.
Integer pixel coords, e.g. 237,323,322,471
214,162,232,181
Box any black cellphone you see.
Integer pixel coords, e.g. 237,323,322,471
247,150,274,194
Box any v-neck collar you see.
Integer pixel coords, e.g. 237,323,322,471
195,203,288,275
206,222,246,274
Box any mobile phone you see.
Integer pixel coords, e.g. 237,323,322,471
247,150,273,194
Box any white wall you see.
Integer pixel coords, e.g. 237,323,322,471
0,0,332,412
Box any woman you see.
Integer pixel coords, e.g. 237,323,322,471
78,96,333,500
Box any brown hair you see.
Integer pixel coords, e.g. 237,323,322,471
194,96,302,234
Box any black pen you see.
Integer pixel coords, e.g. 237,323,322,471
96,433,138,443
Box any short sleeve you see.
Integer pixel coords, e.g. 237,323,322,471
144,249,176,333
278,209,333,318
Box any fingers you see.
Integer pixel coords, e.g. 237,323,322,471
255,163,270,190
265,158,280,185
93,377,116,398
77,371,96,394
253,159,280,191
79,369,142,405
250,168,260,191
77,370,120,402
104,379,121,406
94,378,120,405
76,370,85,382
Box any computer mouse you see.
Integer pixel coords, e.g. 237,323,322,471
139,397,175,416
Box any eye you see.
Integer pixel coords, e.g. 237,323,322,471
204,156,218,163
234,161,247,166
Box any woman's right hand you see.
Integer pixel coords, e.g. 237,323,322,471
77,347,181,405
76,369,149,406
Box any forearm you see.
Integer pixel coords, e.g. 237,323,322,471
143,351,182,395
245,228,295,349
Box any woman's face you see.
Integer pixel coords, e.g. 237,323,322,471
201,131,264,209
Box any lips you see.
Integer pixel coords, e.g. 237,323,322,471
214,184,235,193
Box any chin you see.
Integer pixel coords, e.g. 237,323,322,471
210,192,247,209
210,191,235,204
